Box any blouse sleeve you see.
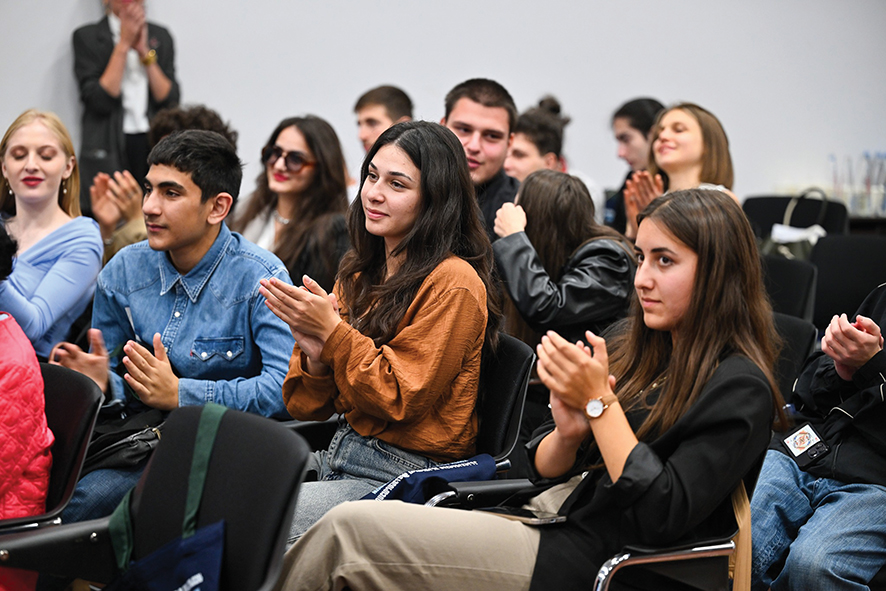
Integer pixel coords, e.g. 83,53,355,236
0,224,103,346
493,233,634,333
283,280,486,424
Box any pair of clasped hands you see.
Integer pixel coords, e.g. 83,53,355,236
259,275,344,377
821,313,883,381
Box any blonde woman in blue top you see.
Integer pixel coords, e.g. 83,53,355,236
0,110,102,359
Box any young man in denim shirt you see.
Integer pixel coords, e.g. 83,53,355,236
52,130,296,520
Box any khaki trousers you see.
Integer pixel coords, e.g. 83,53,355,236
275,500,541,591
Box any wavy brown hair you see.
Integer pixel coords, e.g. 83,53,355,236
338,121,500,350
608,189,785,440
648,103,734,191
232,116,347,281
504,169,633,347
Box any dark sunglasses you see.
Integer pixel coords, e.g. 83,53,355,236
261,145,316,173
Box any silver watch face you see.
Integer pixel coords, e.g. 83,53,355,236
586,398,604,418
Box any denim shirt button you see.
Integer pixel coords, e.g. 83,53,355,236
226,350,233,358
201,351,208,359
174,311,181,318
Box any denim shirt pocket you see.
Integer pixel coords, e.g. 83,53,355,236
191,336,245,362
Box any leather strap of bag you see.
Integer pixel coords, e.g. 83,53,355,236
783,187,829,227
109,404,228,571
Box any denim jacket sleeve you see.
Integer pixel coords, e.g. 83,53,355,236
176,266,293,419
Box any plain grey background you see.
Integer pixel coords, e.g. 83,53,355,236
2,0,884,201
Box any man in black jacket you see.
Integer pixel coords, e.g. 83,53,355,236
751,283,886,590
441,78,519,243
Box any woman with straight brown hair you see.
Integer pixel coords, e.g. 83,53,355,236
234,115,349,291
272,189,783,591
493,169,635,454
624,102,736,238
0,109,102,359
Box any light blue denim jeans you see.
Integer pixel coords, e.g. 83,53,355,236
287,423,438,544
751,449,886,590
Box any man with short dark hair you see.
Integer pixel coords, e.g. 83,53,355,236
441,78,519,242
53,129,295,521
354,85,413,153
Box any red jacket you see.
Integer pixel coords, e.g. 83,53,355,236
0,313,54,590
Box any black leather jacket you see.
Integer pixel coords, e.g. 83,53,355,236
493,232,635,343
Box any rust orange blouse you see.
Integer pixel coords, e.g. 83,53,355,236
282,256,487,462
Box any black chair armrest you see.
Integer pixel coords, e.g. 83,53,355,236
0,518,117,582
426,479,535,508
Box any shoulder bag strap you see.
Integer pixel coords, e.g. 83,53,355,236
108,403,228,570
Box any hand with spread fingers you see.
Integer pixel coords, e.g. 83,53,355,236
122,333,179,410
108,170,144,223
49,328,110,394
821,314,883,381
624,171,664,239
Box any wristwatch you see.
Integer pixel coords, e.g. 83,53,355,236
585,393,618,419
141,49,157,66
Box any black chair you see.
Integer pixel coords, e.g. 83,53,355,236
772,313,817,405
0,406,311,591
475,334,534,465
0,364,102,533
809,234,886,330
743,192,849,240
592,453,766,591
762,255,817,323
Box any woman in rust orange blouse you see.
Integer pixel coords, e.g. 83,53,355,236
260,121,500,543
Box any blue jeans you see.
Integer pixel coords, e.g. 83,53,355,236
751,450,886,590
287,424,438,544
61,462,147,523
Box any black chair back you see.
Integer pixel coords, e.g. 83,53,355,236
743,194,849,239
763,255,817,322
0,364,102,531
773,313,818,405
130,407,310,591
809,235,886,330
475,334,535,462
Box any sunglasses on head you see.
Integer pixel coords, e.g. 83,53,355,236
261,145,316,173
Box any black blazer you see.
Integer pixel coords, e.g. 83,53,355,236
72,17,180,206
527,355,773,589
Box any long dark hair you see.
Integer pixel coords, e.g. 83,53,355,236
505,169,632,347
608,189,784,440
338,121,500,349
233,116,347,279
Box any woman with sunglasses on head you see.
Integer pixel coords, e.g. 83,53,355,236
233,116,349,291
0,109,103,361
259,120,500,543
272,189,783,591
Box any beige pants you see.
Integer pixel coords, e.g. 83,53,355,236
274,500,541,591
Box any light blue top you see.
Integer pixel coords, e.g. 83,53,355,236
0,216,103,358
94,222,294,418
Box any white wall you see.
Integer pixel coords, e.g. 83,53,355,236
2,0,885,200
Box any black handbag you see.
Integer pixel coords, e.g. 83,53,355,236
82,409,165,476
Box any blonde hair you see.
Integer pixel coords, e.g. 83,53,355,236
0,109,81,217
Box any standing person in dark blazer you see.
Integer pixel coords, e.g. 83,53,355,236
73,0,179,215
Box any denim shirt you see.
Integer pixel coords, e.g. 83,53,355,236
93,223,294,418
